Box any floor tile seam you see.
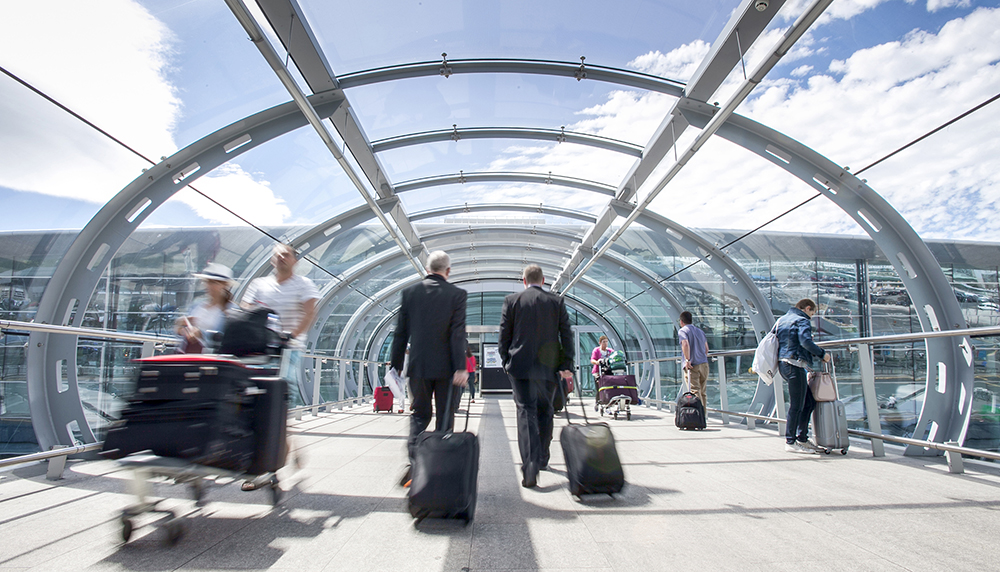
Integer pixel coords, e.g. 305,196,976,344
0,509,125,568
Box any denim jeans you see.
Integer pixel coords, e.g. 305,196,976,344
779,361,815,444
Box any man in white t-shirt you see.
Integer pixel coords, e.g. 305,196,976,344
241,243,319,344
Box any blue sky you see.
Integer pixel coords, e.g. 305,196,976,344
1,0,999,242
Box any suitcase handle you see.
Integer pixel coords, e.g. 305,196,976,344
442,380,473,433
560,372,589,425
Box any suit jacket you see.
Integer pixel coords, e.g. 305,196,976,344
390,274,468,380
498,285,574,380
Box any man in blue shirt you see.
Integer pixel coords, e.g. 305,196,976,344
678,311,710,408
776,298,830,454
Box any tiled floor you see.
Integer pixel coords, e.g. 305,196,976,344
3,395,1000,571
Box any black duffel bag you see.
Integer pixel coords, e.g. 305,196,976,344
219,306,280,356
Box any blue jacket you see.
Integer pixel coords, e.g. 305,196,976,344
775,307,825,365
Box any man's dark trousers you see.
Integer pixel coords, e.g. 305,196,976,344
510,377,557,471
407,377,458,461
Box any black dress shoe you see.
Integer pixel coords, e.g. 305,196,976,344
521,462,538,488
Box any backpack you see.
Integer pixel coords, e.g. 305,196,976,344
751,322,779,385
219,306,279,356
675,391,706,430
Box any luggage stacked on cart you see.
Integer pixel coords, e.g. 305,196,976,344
596,374,638,420
102,354,288,475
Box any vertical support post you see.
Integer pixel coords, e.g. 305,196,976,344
857,343,885,457
717,356,729,425
356,362,364,405
141,340,155,359
654,360,662,411
312,357,322,416
338,360,346,410
773,372,786,436
45,446,68,480
945,442,964,474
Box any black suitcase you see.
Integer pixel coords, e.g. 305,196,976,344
246,376,289,474
559,379,625,497
675,391,707,430
101,356,257,472
408,387,479,524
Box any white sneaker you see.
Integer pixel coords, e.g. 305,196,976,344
785,442,817,454
799,440,820,451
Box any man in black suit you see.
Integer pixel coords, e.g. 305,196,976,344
499,264,575,488
390,251,468,485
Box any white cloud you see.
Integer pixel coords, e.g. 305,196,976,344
0,0,179,201
480,6,1000,243
628,41,711,82
791,65,814,77
0,1,291,226
927,0,971,12
172,164,291,226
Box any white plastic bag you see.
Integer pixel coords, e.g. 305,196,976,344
751,326,780,385
383,368,405,401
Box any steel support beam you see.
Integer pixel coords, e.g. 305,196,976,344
394,172,617,197
371,126,643,157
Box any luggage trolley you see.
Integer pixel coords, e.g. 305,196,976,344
116,454,282,544
596,374,639,420
102,354,294,545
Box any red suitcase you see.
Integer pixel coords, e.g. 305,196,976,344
374,386,394,412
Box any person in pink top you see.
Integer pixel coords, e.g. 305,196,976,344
590,335,614,377
466,344,478,403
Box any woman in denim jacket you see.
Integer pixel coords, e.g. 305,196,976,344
776,298,830,454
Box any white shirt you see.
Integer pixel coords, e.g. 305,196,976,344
241,274,319,336
188,300,233,347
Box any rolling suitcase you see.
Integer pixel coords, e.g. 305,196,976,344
374,386,394,412
246,376,289,475
101,355,256,472
813,400,849,455
675,391,707,430
560,379,624,497
408,387,479,524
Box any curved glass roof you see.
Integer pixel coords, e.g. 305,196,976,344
2,0,1000,337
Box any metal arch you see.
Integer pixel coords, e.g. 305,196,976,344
248,0,427,268
679,101,973,453
313,242,673,359
420,225,584,247
26,94,345,450
394,172,617,197
409,203,598,224
341,273,656,385
363,279,634,393
337,58,686,97
551,0,790,292
371,127,643,158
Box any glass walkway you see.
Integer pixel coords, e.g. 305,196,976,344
3,395,1000,571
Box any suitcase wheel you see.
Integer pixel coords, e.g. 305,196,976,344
121,517,133,543
613,411,618,420
165,518,184,546
840,448,848,455
626,411,631,421
269,476,282,506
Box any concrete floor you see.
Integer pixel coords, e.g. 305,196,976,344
3,395,1000,571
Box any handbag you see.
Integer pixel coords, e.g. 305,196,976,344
807,361,838,402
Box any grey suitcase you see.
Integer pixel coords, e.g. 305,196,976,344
812,400,849,455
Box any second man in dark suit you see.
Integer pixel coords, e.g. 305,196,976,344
499,264,574,488
390,251,468,484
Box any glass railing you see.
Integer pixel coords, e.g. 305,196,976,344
631,326,1000,455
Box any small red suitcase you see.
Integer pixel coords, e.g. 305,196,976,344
374,386,394,412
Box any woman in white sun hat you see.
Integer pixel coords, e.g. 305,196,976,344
176,263,235,353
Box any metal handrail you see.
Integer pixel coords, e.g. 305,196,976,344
0,319,174,345
0,443,103,470
0,395,368,473
626,324,1000,364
